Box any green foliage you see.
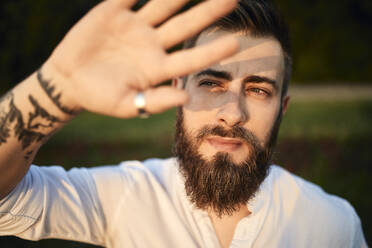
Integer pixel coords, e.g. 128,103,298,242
0,0,100,94
279,99,372,139
276,0,372,82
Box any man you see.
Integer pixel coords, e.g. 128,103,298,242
0,0,367,247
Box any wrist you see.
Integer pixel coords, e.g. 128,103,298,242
39,61,82,116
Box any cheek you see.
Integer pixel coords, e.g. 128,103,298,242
182,107,210,134
246,102,280,143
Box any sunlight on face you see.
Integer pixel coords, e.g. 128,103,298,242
182,30,285,164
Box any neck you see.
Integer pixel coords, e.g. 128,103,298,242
207,204,251,248
208,204,251,220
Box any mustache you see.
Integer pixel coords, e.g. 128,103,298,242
196,125,261,148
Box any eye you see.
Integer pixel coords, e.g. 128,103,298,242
247,88,271,98
198,80,220,87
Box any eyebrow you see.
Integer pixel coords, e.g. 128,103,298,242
243,75,278,91
194,69,232,81
194,69,278,90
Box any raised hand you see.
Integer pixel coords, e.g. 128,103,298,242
42,0,239,118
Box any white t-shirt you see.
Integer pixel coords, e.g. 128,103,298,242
0,158,368,247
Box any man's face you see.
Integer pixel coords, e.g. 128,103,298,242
174,30,289,216
182,30,286,163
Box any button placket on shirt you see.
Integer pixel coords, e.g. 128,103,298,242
174,162,221,248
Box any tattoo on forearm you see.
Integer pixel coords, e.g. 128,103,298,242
28,95,60,130
37,69,78,115
0,92,61,155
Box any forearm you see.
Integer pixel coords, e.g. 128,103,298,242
0,68,79,199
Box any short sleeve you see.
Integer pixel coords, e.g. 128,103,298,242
88,160,147,235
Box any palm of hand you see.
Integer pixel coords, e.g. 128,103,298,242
45,0,238,118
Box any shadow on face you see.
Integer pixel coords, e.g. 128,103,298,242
184,55,283,113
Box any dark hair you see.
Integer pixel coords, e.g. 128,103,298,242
183,0,292,98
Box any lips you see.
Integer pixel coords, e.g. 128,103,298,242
206,136,243,152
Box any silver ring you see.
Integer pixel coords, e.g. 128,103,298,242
134,92,149,118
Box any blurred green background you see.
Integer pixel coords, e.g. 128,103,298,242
0,0,371,247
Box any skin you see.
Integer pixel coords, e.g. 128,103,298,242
174,30,290,248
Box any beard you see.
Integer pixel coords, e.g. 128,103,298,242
173,108,282,217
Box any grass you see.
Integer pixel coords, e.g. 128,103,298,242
48,99,372,145
279,100,372,140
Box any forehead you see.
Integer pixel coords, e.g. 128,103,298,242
194,30,285,83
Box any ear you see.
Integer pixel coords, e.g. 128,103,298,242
281,95,290,115
172,78,183,89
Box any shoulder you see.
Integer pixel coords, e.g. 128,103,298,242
265,166,364,245
268,165,353,216
89,157,178,195
118,157,177,185
267,165,355,220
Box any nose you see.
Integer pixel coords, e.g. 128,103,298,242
216,93,247,127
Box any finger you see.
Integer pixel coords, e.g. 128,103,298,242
115,87,189,118
157,0,237,49
137,0,188,26
109,0,137,9
145,87,189,114
163,35,239,79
